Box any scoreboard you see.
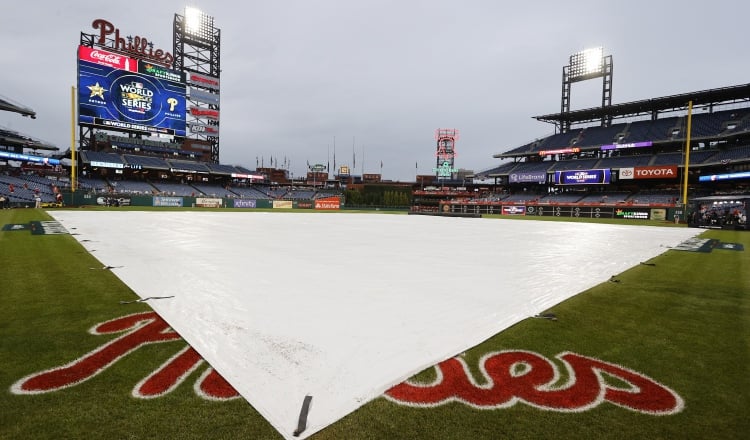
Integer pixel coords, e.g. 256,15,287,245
77,45,187,136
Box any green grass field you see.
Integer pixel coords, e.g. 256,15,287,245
1,208,748,439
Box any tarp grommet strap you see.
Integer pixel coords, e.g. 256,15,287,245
293,395,313,437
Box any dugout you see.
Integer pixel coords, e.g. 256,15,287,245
688,195,749,230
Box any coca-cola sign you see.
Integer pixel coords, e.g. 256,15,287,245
91,19,174,68
78,45,137,72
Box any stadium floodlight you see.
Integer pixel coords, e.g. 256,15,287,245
183,6,213,41
560,46,613,131
568,47,604,81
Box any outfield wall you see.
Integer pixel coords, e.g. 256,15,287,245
64,192,330,210
441,203,682,221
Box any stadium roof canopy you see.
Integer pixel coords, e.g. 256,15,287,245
0,125,58,151
0,94,36,119
692,194,750,202
534,83,750,127
0,93,57,151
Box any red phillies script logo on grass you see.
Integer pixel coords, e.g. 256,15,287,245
11,313,683,415
11,312,238,400
385,350,683,415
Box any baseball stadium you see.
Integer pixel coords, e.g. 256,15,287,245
1,7,748,440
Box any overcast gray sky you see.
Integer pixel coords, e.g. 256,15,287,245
2,1,748,181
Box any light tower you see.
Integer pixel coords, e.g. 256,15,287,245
173,7,221,162
433,128,459,182
560,47,613,132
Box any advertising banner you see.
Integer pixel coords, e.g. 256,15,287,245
189,88,220,105
698,171,750,182
233,199,257,208
502,206,526,215
188,72,220,90
138,62,184,83
599,141,653,151
96,196,131,206
273,200,293,209
650,209,667,221
153,196,184,207
189,106,220,120
614,208,651,220
555,169,611,185
196,198,222,208
189,123,220,135
0,151,60,165
90,160,123,169
78,45,138,72
619,165,678,180
509,172,547,184
315,197,341,210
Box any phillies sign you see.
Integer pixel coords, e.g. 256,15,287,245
91,19,174,67
10,312,683,415
619,166,678,180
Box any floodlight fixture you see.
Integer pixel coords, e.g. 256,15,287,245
183,6,214,41
568,47,604,82
560,46,613,131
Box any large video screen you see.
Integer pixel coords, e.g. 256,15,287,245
78,46,186,136
555,169,611,185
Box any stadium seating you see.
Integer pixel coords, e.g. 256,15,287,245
123,154,170,170
576,192,631,204
190,183,238,198
597,154,653,168
627,190,679,205
0,175,56,204
150,181,199,196
502,193,542,203
621,116,682,143
81,150,126,167
508,161,554,173
703,145,750,164
549,158,600,171
267,187,288,199
230,186,272,199
477,161,518,177
575,124,625,147
285,188,316,200
108,179,157,194
539,192,586,203
167,160,211,173
205,163,242,175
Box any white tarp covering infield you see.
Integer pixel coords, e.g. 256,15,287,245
50,211,699,439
